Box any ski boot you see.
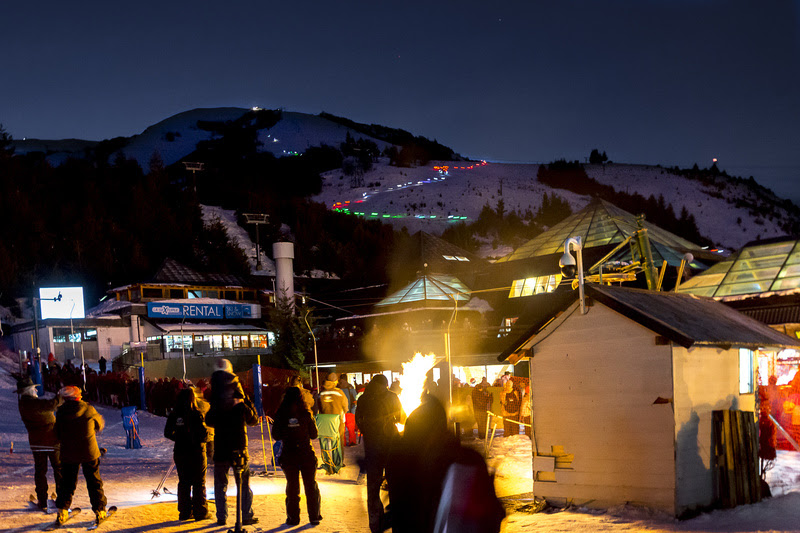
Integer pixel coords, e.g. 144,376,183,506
56,509,69,525
95,509,108,525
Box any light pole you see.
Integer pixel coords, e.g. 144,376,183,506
244,213,269,271
303,307,319,391
560,236,586,315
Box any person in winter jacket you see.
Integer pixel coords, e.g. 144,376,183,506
471,379,493,440
206,359,260,527
164,388,210,521
354,374,403,533
500,379,521,437
53,385,108,526
318,372,348,454
17,377,62,511
288,375,315,414
386,395,504,533
272,386,323,526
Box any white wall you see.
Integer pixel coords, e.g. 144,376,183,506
531,303,676,513
671,345,755,513
96,326,131,359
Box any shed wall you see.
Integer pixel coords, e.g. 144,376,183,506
671,345,756,514
531,304,676,513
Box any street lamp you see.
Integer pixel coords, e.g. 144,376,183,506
560,236,586,315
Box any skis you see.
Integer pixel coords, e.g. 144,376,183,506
86,506,117,530
43,508,81,531
28,494,50,513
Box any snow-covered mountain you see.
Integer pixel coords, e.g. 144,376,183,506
312,160,796,251
11,107,798,252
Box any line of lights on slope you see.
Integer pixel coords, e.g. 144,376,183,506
332,207,469,222
331,160,488,209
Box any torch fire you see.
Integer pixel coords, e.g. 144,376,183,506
396,352,438,431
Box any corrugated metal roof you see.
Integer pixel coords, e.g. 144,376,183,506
499,284,800,361
587,284,800,349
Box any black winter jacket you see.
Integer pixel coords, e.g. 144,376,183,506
18,395,61,452
272,407,317,467
55,399,104,463
164,408,208,455
205,398,258,462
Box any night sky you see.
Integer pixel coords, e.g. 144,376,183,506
3,1,800,200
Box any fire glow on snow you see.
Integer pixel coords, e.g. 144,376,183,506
397,352,438,429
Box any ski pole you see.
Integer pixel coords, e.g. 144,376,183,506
266,416,277,472
151,463,174,499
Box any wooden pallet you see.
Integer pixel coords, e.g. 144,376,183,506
712,410,761,508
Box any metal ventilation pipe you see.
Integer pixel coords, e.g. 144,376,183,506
273,242,295,313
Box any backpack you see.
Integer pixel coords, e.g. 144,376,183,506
504,390,520,414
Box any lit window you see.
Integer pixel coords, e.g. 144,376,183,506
456,256,470,262
443,255,457,261
508,274,563,298
739,348,754,394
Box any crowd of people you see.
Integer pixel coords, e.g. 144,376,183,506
17,359,509,531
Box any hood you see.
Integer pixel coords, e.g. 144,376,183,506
58,399,90,420
323,380,338,390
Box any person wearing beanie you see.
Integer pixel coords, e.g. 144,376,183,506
54,385,108,526
17,377,62,512
206,363,260,527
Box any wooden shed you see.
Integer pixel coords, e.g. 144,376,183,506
499,284,800,516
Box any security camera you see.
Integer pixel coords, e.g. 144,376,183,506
559,252,577,279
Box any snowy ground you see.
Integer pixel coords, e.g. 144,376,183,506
2,364,800,532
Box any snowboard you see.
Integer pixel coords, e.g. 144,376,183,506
43,508,81,531
86,506,117,530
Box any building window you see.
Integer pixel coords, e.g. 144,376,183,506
169,288,185,299
224,291,237,300
508,274,563,298
143,288,163,299
739,348,754,394
498,317,519,337
242,291,255,301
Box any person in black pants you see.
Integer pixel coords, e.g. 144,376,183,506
17,377,62,511
205,359,259,527
164,388,210,521
355,374,403,533
54,385,108,526
272,386,322,526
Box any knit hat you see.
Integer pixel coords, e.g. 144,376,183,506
60,385,82,400
215,358,233,374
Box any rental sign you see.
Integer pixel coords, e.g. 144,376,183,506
147,302,254,319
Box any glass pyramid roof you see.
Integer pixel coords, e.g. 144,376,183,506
496,199,701,262
676,239,800,298
377,274,471,306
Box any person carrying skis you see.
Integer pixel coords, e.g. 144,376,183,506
354,374,403,533
17,377,62,512
164,388,210,521
53,385,109,526
272,386,323,526
205,358,260,527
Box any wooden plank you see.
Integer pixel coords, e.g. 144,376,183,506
735,411,750,504
723,410,736,507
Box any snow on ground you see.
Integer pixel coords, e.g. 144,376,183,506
2,353,800,533
312,160,790,253
200,205,276,276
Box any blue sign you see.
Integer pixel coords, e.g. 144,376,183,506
224,304,252,319
147,302,224,319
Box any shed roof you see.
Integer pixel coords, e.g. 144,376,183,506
499,284,800,360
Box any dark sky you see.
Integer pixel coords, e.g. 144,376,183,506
3,1,800,200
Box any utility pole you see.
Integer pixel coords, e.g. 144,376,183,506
243,213,269,271
182,162,204,194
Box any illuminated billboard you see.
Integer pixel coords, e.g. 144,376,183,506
39,287,85,320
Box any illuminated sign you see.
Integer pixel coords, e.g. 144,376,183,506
39,287,85,319
147,302,254,320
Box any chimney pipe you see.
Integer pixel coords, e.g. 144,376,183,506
273,242,295,313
